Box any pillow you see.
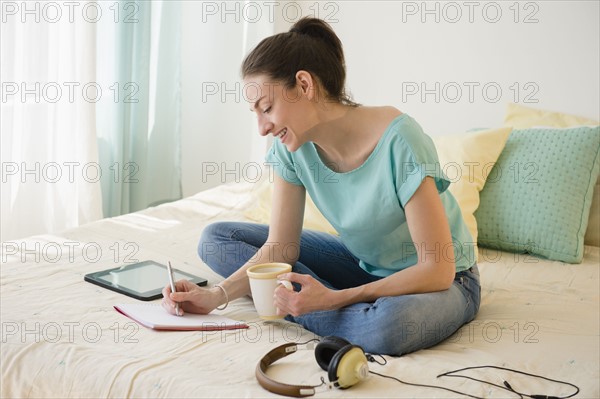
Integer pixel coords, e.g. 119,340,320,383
588,178,600,246
504,103,599,129
475,126,600,263
244,178,338,235
433,127,513,261
504,103,600,247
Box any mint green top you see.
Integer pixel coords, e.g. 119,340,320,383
265,113,475,276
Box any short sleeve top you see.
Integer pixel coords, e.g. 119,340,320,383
265,113,476,276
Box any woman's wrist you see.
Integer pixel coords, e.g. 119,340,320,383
328,287,353,310
212,284,229,310
331,285,367,309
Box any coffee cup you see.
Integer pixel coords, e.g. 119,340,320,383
246,263,293,319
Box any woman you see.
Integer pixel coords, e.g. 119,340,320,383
163,17,480,356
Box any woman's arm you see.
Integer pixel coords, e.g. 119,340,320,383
214,173,306,302
275,177,456,316
163,174,305,314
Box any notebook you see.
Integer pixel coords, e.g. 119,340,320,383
114,303,248,331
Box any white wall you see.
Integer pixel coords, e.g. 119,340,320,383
181,1,256,197
333,1,599,135
182,1,599,196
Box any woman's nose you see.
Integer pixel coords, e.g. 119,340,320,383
259,118,274,137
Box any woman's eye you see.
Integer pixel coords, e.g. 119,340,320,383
263,106,271,114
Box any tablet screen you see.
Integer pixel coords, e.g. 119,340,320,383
84,261,208,301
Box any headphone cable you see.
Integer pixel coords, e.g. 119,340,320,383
369,364,580,399
365,353,387,366
437,365,580,399
369,370,488,399
367,353,489,399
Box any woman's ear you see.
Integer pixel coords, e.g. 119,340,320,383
295,70,318,101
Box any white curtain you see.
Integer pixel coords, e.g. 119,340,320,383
1,1,182,241
96,0,182,217
1,3,103,241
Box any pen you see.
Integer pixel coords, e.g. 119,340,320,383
167,261,181,316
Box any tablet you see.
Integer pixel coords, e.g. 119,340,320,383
84,260,208,301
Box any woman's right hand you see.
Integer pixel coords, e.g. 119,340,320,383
161,280,225,316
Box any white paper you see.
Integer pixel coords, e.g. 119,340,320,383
115,303,247,331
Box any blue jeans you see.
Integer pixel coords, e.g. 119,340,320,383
199,221,481,356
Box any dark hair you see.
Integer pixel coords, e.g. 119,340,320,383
241,17,359,107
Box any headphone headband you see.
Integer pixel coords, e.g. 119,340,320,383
255,343,321,398
256,339,369,397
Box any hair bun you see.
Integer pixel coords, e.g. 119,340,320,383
289,18,324,37
290,17,343,62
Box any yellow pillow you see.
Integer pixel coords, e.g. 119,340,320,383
244,178,337,235
433,127,513,261
503,103,599,247
504,103,599,129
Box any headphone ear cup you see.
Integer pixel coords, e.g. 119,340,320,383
314,336,351,371
327,345,369,389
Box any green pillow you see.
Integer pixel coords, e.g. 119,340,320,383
475,126,600,263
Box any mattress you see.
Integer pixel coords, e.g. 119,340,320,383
1,181,598,398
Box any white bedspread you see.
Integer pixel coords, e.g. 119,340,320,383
1,182,598,398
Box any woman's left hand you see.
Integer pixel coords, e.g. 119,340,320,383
274,272,337,317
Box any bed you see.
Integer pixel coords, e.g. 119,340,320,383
2,104,599,398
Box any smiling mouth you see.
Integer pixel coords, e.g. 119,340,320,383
274,128,288,141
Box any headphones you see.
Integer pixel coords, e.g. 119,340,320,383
256,336,370,398
257,338,582,399
257,337,582,399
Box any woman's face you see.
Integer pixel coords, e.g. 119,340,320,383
244,73,316,152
